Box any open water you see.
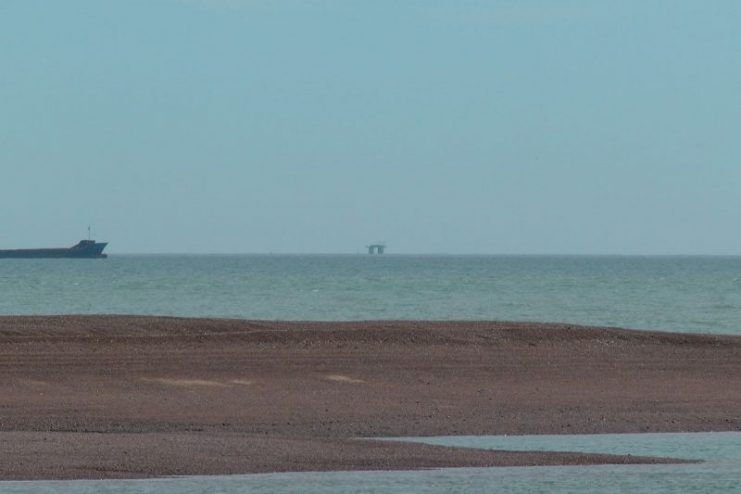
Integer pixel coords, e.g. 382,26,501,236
1,254,741,333
2,254,741,492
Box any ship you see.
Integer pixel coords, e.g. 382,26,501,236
0,239,108,259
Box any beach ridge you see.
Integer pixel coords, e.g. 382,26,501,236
1,316,737,479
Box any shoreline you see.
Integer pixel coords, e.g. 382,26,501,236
2,316,739,479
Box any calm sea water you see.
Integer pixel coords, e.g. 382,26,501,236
3,255,740,492
2,254,741,333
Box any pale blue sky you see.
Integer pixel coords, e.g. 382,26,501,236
1,0,739,254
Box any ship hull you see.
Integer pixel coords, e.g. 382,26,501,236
0,241,108,259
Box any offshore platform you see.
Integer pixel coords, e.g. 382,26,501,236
366,242,386,255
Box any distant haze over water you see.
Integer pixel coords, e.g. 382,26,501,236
2,255,741,334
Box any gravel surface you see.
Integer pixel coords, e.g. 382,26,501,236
1,316,731,479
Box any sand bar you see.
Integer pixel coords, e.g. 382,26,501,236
2,316,736,479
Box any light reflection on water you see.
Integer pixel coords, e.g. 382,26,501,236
2,433,740,493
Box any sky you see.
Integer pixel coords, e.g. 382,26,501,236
1,0,740,254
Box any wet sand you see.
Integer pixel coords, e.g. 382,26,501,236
2,316,737,479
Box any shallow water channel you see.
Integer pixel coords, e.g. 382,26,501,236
2,432,740,493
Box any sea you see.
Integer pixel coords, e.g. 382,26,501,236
2,254,741,493
3,254,741,333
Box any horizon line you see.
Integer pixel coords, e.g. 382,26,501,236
103,251,741,257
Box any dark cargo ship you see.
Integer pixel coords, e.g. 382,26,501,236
0,240,108,259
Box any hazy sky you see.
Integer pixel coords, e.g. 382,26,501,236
2,0,739,254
